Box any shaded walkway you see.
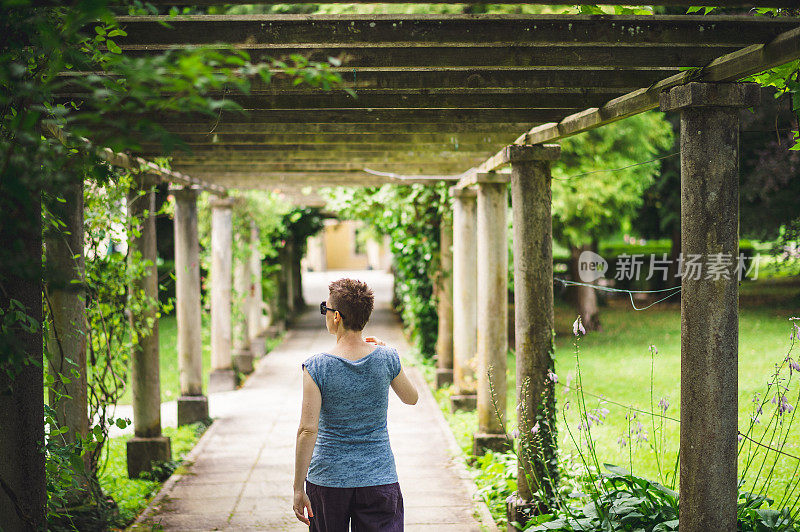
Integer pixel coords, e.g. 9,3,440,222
132,271,496,531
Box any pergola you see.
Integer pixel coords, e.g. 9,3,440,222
4,3,799,531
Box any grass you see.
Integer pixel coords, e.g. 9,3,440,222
119,313,283,404
98,421,209,529
412,277,800,527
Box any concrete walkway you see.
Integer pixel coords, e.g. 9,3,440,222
132,271,497,531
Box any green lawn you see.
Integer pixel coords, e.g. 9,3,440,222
119,313,282,404
415,277,800,525
98,422,208,529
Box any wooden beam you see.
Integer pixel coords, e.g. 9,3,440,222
189,172,461,187
171,162,472,173
43,123,228,195
115,15,800,48
140,142,504,155
73,67,682,92
137,108,578,124
162,122,534,134
462,23,800,183
517,24,800,146
64,88,626,110
121,44,744,69
170,152,490,164
144,131,520,145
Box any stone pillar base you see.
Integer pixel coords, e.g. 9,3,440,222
435,368,453,388
506,497,545,532
473,432,511,456
233,349,254,374
208,369,237,393
127,436,171,479
177,395,209,426
250,336,266,359
450,394,477,412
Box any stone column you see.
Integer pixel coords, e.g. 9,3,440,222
450,187,478,412
233,232,254,374
507,145,562,525
473,174,510,456
660,81,759,532
435,216,454,388
173,187,208,425
126,173,171,479
248,220,266,359
209,197,236,392
283,238,296,318
293,238,305,311
0,178,45,530
44,176,90,501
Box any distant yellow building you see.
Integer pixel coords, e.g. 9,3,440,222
304,220,392,272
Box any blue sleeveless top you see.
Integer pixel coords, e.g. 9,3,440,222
301,345,402,488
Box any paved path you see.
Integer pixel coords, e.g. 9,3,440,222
132,271,497,531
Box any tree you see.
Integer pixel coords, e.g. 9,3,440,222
1,1,344,527
551,111,674,331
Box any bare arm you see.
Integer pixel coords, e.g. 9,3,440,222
293,367,320,525
391,367,419,405
366,336,419,405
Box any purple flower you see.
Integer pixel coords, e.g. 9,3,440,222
778,395,794,415
531,422,540,435
510,429,520,438
572,316,586,336
658,397,670,414
649,344,658,355
618,435,627,448
738,433,744,442
506,494,516,505
547,370,558,384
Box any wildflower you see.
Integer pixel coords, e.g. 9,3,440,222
572,316,586,336
564,400,571,412
618,435,627,448
531,422,540,436
649,344,658,355
547,370,558,384
778,395,794,415
738,433,744,442
788,357,800,375
658,397,670,414
510,429,520,438
506,494,516,505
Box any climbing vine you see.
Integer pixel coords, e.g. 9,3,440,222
325,183,451,358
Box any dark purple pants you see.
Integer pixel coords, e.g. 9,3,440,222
306,479,404,532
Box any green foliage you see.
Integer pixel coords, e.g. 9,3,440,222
324,183,451,357
97,422,209,528
551,111,675,248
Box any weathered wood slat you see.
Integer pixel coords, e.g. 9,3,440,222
74,88,625,109
114,15,800,47
168,150,491,164
121,44,743,69
163,122,533,134
172,162,470,173
187,172,462,187
138,108,577,124
140,142,503,154
143,131,519,145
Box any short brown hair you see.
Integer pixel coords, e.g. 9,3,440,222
328,278,374,331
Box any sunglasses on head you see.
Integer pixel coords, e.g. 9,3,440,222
320,301,343,318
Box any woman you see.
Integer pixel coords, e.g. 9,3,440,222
293,278,419,531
